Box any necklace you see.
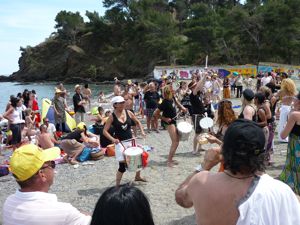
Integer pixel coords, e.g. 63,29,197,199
223,171,254,180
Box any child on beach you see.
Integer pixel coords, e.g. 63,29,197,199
24,108,35,130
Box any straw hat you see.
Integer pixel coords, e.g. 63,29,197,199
55,88,63,94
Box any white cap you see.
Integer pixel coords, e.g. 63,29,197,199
111,96,125,104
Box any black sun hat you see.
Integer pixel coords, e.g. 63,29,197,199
223,119,265,156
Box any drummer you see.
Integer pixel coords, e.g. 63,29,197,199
188,77,206,154
103,96,146,186
154,85,187,167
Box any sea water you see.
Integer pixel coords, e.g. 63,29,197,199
0,82,113,113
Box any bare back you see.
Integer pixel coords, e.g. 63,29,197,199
188,172,255,225
37,133,54,149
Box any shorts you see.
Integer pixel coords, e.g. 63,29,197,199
145,108,156,118
192,114,203,134
115,139,133,161
161,120,176,127
10,124,21,145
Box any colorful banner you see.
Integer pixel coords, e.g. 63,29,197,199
153,63,300,79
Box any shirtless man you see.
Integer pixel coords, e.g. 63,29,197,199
82,84,92,109
36,124,60,149
114,77,122,96
175,119,300,225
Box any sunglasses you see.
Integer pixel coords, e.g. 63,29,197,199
40,161,56,170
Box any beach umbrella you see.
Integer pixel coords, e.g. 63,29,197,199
218,69,230,78
91,106,99,115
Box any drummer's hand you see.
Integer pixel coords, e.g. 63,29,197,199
141,132,146,138
202,147,221,170
113,138,120,144
165,118,172,123
206,134,218,144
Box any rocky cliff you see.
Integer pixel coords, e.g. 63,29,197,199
9,34,150,83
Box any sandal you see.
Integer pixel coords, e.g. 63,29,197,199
135,177,147,182
171,160,179,165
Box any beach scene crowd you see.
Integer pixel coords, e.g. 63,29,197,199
1,70,300,224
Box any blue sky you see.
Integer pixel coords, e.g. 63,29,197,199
0,0,105,75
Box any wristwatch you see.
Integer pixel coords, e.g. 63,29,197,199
195,164,204,173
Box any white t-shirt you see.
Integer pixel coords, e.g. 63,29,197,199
261,76,272,86
3,190,91,225
47,123,56,136
237,174,300,225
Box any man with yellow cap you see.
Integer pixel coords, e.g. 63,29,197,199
2,144,91,225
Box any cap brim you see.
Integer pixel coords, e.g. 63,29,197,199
41,147,60,162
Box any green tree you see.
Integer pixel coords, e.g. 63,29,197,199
54,11,85,44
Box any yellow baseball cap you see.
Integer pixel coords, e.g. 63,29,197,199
10,144,60,181
77,122,86,130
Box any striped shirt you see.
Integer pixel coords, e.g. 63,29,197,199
3,190,91,225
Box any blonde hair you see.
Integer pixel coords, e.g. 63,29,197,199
163,85,173,100
280,78,297,96
24,108,32,116
259,86,272,99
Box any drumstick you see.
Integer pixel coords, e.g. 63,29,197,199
119,141,126,151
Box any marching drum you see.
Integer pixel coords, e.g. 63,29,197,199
177,121,193,141
124,147,143,171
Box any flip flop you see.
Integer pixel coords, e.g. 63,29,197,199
171,160,179,165
135,177,147,182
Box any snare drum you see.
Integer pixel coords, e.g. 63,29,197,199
124,147,143,171
177,121,192,141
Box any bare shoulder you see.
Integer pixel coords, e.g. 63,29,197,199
189,171,215,189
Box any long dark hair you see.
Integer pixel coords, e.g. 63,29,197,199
91,184,155,225
11,97,20,108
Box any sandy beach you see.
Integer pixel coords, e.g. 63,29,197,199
0,98,288,225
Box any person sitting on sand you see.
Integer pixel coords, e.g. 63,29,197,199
36,124,60,149
3,144,91,225
42,117,58,140
60,122,99,164
91,184,154,225
103,96,146,186
175,119,300,225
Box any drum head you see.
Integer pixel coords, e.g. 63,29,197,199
177,121,192,132
199,117,213,129
125,147,143,156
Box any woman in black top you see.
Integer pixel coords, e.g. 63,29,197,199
254,93,269,157
154,85,187,167
60,122,100,164
238,89,256,121
103,96,146,186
